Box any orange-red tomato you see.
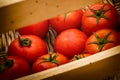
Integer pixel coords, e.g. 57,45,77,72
82,3,119,36
85,29,119,54
32,52,69,73
71,53,92,61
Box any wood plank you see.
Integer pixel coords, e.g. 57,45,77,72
16,45,120,80
0,0,24,8
0,0,102,32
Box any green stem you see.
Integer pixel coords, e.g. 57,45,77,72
40,52,59,65
18,35,32,47
63,13,67,22
49,52,53,62
87,4,110,25
72,55,82,61
88,31,113,52
0,56,13,73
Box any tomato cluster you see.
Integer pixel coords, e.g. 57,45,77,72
0,3,119,80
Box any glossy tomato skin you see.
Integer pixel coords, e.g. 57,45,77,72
82,3,119,36
32,52,69,73
0,56,31,80
8,35,48,64
85,29,119,54
54,28,88,59
18,20,49,38
49,9,83,33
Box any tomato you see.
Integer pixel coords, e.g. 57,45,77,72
85,29,119,54
82,3,119,36
8,35,48,64
18,20,49,38
32,52,69,73
71,53,92,61
0,56,31,80
49,9,83,33
54,28,88,59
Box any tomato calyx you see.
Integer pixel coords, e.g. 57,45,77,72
87,4,110,24
0,55,13,73
40,52,59,65
72,55,82,61
72,53,87,61
88,31,113,52
18,35,32,47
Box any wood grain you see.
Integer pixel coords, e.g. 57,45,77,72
16,45,120,80
0,0,102,32
0,0,24,8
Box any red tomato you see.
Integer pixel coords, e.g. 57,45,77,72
82,3,119,36
54,28,88,59
0,56,31,80
85,29,119,54
71,53,92,61
18,20,49,38
32,52,69,73
49,9,83,33
8,35,48,64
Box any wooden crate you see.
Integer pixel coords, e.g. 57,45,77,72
16,45,120,80
0,0,120,80
0,0,102,32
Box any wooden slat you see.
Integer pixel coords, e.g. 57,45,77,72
0,0,120,80
0,0,24,8
16,45,120,80
0,0,102,32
